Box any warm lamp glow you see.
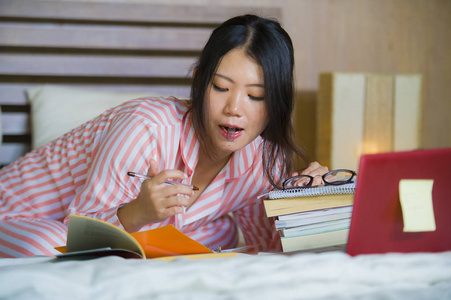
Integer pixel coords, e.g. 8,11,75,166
354,141,393,169
361,140,390,155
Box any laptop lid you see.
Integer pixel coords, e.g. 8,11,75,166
346,148,451,256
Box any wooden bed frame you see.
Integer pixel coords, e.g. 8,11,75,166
0,0,281,167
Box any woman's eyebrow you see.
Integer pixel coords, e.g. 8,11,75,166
214,73,264,88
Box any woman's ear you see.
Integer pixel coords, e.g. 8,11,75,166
193,67,197,77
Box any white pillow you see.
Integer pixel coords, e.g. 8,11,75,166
26,85,153,149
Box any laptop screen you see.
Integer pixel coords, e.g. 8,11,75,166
346,148,451,256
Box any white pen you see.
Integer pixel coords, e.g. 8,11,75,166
127,171,199,191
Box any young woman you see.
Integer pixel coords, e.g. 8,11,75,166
0,15,328,257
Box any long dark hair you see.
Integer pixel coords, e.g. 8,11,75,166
190,14,308,188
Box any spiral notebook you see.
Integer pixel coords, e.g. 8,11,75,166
268,182,356,200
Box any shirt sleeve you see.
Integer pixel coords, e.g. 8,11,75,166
233,197,282,252
64,106,158,228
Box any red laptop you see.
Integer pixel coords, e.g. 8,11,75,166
346,148,451,256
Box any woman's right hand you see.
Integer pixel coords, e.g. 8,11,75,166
117,159,193,232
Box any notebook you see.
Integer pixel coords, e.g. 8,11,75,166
346,148,451,256
268,182,356,199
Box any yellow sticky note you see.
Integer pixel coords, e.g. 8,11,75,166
399,179,436,232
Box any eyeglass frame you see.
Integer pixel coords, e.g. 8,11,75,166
282,169,357,190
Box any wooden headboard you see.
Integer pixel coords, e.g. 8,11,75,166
0,0,281,167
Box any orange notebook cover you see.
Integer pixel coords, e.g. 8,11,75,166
56,215,214,259
131,225,213,258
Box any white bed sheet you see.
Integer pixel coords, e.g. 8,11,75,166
1,251,450,300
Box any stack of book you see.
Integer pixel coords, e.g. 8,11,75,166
263,182,356,253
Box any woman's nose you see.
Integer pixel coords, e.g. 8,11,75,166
224,91,244,116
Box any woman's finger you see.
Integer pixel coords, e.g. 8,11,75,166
301,162,329,176
158,183,194,199
146,158,159,177
311,175,324,186
163,194,190,210
151,169,188,186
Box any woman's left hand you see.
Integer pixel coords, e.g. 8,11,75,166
290,161,329,187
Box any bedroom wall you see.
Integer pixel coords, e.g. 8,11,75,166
33,0,451,162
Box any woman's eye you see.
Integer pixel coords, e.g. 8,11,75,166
213,84,228,92
249,95,265,101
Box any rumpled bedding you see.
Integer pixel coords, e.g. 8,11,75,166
1,251,450,300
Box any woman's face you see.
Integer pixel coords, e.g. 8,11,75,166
205,48,269,159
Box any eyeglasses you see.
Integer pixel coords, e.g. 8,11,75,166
282,169,357,190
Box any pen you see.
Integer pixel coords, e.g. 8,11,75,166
127,171,199,191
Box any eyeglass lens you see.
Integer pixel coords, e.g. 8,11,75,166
282,175,312,189
323,170,355,184
283,169,355,189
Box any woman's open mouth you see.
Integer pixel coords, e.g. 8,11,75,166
219,125,243,141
